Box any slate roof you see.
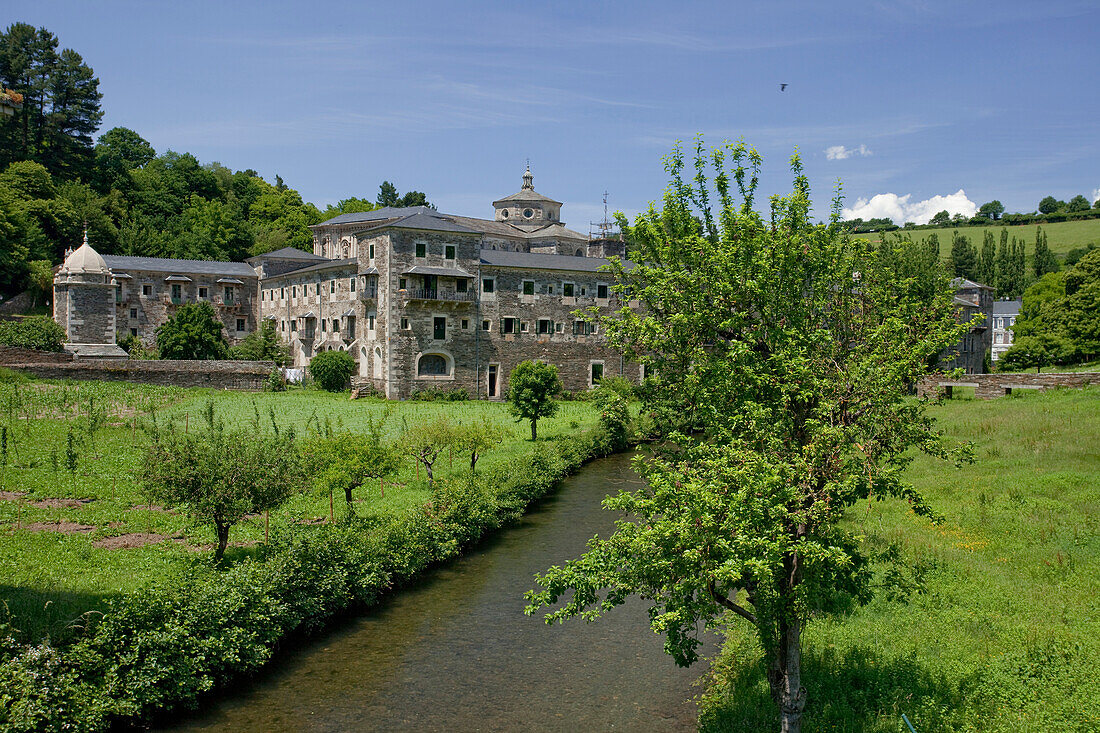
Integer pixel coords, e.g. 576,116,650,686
316,206,436,227
102,255,257,278
992,299,1022,316
479,250,627,273
402,265,474,278
264,258,357,279
492,189,562,206
247,246,326,262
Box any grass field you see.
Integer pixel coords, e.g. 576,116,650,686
856,218,1100,261
0,378,601,642
700,386,1100,732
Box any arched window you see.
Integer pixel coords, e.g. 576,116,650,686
575,249,584,257
417,353,449,376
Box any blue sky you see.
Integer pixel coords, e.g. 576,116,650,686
7,0,1099,226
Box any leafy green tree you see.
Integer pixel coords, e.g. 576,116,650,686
506,360,562,441
155,302,228,360
1066,195,1091,213
0,23,103,180
228,318,290,366
525,139,968,733
92,126,154,194
999,333,1075,373
308,350,355,391
1059,249,1100,361
142,426,303,559
1032,226,1059,277
949,230,978,280
450,417,506,473
928,209,951,228
302,426,400,515
0,315,66,351
977,200,1004,221
25,259,53,307
377,180,399,207
1038,196,1063,215
403,416,454,485
0,186,32,293
977,230,996,285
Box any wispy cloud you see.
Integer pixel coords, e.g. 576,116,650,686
635,117,950,151
825,144,872,160
1092,187,1099,204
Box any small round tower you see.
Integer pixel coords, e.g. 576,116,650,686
53,234,128,358
492,166,563,225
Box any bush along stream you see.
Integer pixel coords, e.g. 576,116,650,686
0,421,635,733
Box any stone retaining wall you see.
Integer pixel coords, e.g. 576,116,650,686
0,346,76,365
917,372,1100,400
4,357,274,390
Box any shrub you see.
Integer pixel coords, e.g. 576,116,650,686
264,366,286,392
410,386,469,401
155,303,228,360
507,361,562,440
0,316,66,352
308,351,355,392
228,320,290,366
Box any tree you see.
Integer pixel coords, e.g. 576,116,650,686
1059,249,1100,361
928,210,951,228
977,200,1004,221
1038,196,1063,215
1066,194,1091,213
25,259,53,307
506,361,562,441
228,318,290,365
403,416,454,485
450,417,506,473
524,139,968,733
999,333,1075,373
92,126,154,194
0,23,103,180
302,423,400,516
155,302,228,360
308,350,355,391
142,424,303,560
377,180,399,207
949,230,978,280
1032,226,1059,277
976,230,996,286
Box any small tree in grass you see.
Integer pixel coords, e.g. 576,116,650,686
524,139,970,733
506,361,561,441
309,350,356,392
403,416,454,485
155,302,228,360
451,417,507,473
302,424,401,516
141,424,304,560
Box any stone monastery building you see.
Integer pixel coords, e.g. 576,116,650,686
54,170,639,399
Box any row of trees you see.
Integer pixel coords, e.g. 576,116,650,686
945,226,1059,297
846,194,1099,234
0,23,432,300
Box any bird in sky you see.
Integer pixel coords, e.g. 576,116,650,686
780,83,788,91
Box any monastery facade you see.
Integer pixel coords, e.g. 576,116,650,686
54,170,639,398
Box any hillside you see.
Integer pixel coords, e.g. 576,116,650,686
855,217,1100,261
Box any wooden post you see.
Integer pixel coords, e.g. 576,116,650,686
380,476,384,498
329,489,334,524
265,511,270,544
184,413,189,433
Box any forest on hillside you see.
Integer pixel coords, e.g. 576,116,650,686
0,22,429,298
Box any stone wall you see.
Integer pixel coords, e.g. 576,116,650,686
4,358,274,390
116,270,258,347
917,372,1100,399
0,346,75,365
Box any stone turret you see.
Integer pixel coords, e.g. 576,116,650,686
492,166,564,225
53,236,128,358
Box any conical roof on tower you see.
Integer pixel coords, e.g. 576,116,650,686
59,233,110,276
492,166,562,206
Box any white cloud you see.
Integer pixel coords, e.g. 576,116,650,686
841,189,977,225
1092,187,1100,204
825,144,872,160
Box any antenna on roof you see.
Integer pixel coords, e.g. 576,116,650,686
589,191,619,240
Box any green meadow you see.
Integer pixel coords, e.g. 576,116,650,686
856,218,1100,261
700,386,1100,732
0,376,601,642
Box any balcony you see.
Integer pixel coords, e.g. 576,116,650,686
357,285,379,300
401,288,476,303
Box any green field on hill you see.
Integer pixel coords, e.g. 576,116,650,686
856,218,1100,261
700,386,1100,732
0,378,601,642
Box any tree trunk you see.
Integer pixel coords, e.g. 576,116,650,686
766,617,807,733
344,485,356,515
470,452,478,473
214,522,230,561
425,461,434,485
530,419,538,442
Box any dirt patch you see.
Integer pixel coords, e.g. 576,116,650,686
93,532,168,549
130,504,177,514
20,521,96,533
296,516,328,525
31,497,95,509
0,491,26,501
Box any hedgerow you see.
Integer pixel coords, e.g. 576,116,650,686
0,425,622,732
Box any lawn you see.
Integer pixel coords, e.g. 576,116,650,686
700,386,1100,732
855,218,1100,261
0,377,601,642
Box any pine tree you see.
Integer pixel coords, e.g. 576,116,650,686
977,230,996,285
1033,226,1059,277
950,230,978,280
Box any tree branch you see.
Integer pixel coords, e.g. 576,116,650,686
708,581,758,625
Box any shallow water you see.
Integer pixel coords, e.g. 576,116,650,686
161,452,713,732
